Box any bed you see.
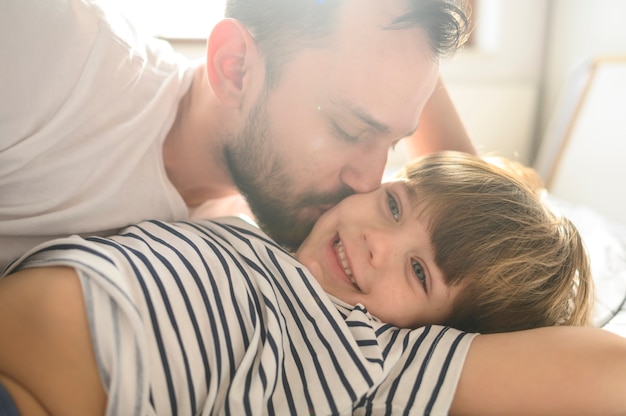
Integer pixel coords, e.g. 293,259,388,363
546,195,626,335
534,56,626,337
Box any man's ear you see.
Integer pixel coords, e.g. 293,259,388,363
206,19,261,109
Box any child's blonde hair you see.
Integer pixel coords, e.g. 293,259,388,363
397,151,594,333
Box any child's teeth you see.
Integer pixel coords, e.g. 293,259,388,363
334,240,359,290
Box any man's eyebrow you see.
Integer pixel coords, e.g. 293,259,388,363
330,98,391,135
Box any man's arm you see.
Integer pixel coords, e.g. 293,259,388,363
451,326,626,415
405,77,476,157
0,267,107,416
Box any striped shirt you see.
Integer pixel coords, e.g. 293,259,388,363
2,217,476,415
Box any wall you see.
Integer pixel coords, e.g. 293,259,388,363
530,0,626,224
535,0,626,161
386,0,551,172
386,0,550,169
414,0,626,170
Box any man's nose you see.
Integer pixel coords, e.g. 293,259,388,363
339,148,388,193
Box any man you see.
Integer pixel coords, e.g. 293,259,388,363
0,0,472,269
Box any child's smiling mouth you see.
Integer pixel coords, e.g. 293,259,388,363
333,238,360,291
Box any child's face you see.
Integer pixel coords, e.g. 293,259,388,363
296,180,462,328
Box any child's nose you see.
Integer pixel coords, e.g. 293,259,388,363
363,228,396,270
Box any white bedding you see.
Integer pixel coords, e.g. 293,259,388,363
546,195,626,336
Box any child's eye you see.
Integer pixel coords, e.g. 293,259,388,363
412,259,427,291
387,192,400,221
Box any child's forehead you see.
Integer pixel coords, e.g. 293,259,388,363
388,178,432,221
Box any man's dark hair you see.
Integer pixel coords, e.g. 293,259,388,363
225,0,471,87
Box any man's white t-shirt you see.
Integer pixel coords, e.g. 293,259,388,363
0,0,197,269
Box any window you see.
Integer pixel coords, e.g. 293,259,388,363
108,0,226,39
466,0,502,53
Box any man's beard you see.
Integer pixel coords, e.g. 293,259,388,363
223,97,352,250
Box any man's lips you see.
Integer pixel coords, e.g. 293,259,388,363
332,238,361,291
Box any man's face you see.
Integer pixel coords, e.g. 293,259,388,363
225,0,439,249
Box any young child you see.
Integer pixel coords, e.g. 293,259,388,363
296,151,593,334
0,153,611,416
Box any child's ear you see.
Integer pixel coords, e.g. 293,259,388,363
206,19,261,109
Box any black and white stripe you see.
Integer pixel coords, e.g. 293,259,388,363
3,217,476,415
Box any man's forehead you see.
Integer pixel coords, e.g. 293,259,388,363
327,1,435,76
